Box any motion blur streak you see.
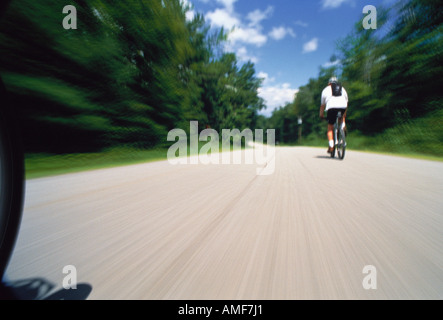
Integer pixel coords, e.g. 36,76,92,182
5,148,443,299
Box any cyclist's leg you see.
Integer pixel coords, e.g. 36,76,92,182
340,108,348,136
326,109,337,152
327,124,334,143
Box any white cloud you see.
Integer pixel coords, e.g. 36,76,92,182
269,26,296,41
181,0,195,21
257,72,275,85
236,47,259,63
258,83,299,116
206,2,271,48
181,0,191,7
186,10,195,21
321,0,353,9
216,0,237,13
322,59,341,68
230,27,267,47
303,38,318,53
206,8,241,29
247,6,274,28
294,20,308,28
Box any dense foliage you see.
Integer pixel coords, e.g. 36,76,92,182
0,0,441,156
0,0,264,153
265,0,442,155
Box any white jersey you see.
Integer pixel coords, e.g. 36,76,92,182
321,85,348,111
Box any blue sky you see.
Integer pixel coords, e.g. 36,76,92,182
184,0,397,116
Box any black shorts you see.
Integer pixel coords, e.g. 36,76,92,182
326,108,347,125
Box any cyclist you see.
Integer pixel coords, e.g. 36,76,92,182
319,77,348,154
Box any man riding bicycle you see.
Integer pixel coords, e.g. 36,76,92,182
319,77,348,154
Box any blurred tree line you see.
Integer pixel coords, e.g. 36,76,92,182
263,0,442,154
0,0,264,153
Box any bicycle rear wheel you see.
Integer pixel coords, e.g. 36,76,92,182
337,127,346,160
330,126,337,158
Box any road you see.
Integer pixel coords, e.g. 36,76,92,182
4,147,443,299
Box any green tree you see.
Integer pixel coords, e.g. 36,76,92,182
0,0,267,154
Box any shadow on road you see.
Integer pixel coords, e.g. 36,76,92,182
0,278,92,300
315,155,336,160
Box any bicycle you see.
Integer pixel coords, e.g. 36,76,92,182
330,111,346,160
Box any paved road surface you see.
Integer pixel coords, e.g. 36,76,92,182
4,147,443,299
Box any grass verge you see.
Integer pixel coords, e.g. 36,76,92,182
292,131,443,162
25,148,169,179
25,116,443,179
25,140,251,179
